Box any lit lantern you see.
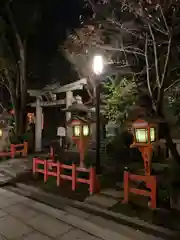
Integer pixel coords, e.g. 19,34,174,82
64,97,92,168
73,125,81,137
70,119,91,167
83,125,90,136
71,120,91,139
0,129,3,138
131,119,158,176
132,120,157,145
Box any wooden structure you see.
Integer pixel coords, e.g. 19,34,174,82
0,142,28,158
130,118,158,176
123,116,160,209
64,99,93,167
70,119,91,167
123,171,157,209
28,78,88,152
33,158,99,195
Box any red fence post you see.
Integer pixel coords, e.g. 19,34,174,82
10,144,15,158
123,171,129,203
150,176,157,209
72,164,76,191
44,160,48,183
89,167,95,194
33,158,36,174
57,162,60,186
23,142,28,157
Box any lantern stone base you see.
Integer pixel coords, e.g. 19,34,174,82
0,128,12,152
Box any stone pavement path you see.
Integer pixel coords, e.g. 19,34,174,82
0,188,164,240
0,158,31,185
0,188,99,240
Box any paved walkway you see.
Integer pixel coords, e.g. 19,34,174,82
0,188,165,240
0,158,31,185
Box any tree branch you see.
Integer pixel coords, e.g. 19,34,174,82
164,79,180,92
149,24,161,88
159,5,169,34
161,36,171,87
92,43,145,57
145,34,152,99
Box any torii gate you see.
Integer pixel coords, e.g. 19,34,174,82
28,78,87,152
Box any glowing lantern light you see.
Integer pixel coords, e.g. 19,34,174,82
131,119,158,176
83,125,90,136
73,125,81,137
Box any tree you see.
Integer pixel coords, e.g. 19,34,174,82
0,0,41,136
103,76,138,125
64,0,180,164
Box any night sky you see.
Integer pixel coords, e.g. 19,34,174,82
0,0,87,107
15,0,84,88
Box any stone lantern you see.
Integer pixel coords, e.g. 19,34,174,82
63,96,93,168
128,105,163,175
0,110,14,152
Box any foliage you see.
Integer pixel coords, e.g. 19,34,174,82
63,0,180,166
103,77,138,125
64,0,180,111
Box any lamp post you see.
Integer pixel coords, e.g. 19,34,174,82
92,55,104,174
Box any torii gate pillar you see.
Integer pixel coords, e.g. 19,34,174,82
35,97,43,152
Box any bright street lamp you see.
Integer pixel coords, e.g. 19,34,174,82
92,55,104,174
92,55,104,75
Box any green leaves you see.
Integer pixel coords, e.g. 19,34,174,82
103,77,138,125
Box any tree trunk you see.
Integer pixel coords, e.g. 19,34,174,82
163,121,180,163
19,43,27,135
156,93,180,208
6,4,27,136
156,90,180,163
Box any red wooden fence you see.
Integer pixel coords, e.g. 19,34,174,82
33,158,99,195
0,142,28,158
123,171,157,209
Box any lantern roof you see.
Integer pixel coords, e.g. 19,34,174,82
63,102,90,113
67,115,95,125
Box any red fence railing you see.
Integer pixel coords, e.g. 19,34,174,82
33,158,99,195
0,142,28,158
123,171,157,209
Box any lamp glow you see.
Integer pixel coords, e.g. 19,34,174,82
83,125,89,136
150,127,155,142
135,128,148,143
92,55,104,75
0,129,2,137
73,126,80,137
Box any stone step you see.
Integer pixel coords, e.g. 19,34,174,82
85,194,119,208
0,173,12,185
100,188,124,199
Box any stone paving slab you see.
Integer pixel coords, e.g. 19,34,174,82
19,231,52,240
28,213,73,238
0,215,33,239
87,215,157,240
0,158,32,185
64,206,92,220
3,202,39,220
0,187,167,240
56,228,99,240
0,173,11,184
100,188,123,198
85,194,118,208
